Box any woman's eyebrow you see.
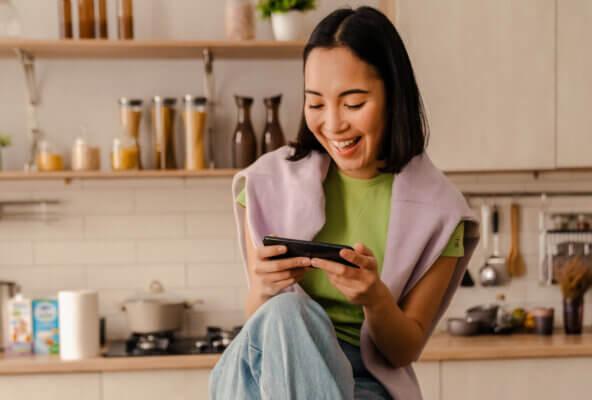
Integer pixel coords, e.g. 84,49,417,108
304,89,370,97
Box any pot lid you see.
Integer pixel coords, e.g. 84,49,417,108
125,280,184,304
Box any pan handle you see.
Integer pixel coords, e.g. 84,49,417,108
492,206,500,234
481,204,491,251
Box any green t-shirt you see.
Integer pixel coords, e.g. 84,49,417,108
237,163,464,346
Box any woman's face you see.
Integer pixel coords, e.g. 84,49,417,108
304,47,386,179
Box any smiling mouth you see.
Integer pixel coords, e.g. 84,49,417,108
329,136,362,151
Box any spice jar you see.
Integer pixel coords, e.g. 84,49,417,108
119,98,143,169
182,95,208,170
77,0,95,39
111,135,139,171
225,0,255,40
58,0,73,39
71,138,100,171
36,140,64,171
117,0,134,39
531,307,554,336
151,97,177,170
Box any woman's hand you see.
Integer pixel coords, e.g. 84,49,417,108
251,245,312,299
311,243,390,307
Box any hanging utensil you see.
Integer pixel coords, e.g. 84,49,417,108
480,205,507,286
507,203,526,277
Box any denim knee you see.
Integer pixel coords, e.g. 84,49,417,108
256,292,323,325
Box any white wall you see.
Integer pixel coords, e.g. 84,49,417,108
0,0,381,170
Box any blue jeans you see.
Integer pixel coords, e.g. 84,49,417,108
209,292,391,399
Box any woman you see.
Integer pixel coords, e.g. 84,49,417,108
210,6,479,400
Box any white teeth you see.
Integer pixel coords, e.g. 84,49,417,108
331,138,357,149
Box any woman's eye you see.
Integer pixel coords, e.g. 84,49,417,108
345,102,366,110
308,104,324,109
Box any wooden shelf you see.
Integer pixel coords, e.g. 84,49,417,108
0,39,304,59
0,169,239,180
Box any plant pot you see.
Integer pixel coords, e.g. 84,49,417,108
563,296,584,335
271,10,307,41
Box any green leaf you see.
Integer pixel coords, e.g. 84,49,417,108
256,0,316,19
0,134,11,147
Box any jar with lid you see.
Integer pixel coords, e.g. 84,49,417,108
576,214,590,231
77,0,95,39
151,97,177,170
111,135,139,171
225,0,255,40
71,137,101,171
117,0,134,39
36,140,64,171
182,95,208,170
58,0,73,39
119,98,143,169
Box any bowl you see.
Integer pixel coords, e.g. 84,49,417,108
447,317,480,336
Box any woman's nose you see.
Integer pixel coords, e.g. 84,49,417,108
323,108,348,135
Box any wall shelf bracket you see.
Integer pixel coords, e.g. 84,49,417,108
14,48,41,171
202,48,216,169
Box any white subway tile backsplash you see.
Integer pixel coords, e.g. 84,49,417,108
0,217,84,240
186,263,246,288
134,190,188,213
85,215,185,239
88,264,186,290
136,239,188,263
34,240,136,265
186,239,239,263
0,265,87,291
80,178,183,191
98,289,135,315
185,212,236,239
1,174,590,340
0,180,82,192
0,242,34,265
0,191,32,201
176,287,241,311
57,191,135,215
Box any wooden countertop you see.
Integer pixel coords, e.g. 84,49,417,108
1,332,591,375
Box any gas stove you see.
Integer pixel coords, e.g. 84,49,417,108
103,326,242,357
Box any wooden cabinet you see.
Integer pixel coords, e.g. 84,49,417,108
102,370,210,400
415,361,441,400
396,0,556,172
440,358,592,400
557,0,592,168
0,373,101,400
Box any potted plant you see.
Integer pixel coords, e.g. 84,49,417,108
558,257,592,335
0,133,11,171
257,0,316,41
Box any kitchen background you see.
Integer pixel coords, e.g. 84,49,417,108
0,0,591,341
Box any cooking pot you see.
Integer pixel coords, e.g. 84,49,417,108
121,280,201,334
466,304,499,334
447,317,479,336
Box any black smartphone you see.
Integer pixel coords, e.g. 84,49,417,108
262,236,359,268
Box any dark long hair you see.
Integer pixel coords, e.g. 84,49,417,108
287,6,429,174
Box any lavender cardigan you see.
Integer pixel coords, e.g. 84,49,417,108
232,146,479,400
